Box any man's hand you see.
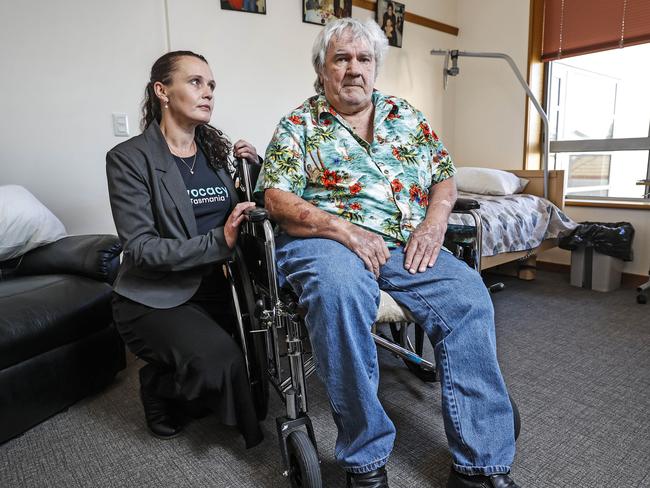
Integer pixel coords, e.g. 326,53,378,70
403,219,447,274
344,225,391,278
404,177,457,273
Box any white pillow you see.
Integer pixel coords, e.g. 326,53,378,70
455,167,529,196
0,185,67,261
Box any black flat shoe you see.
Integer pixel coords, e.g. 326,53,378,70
447,467,520,488
140,386,182,440
346,466,389,487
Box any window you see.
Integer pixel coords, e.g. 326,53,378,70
547,43,650,201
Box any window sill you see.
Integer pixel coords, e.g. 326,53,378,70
565,199,650,210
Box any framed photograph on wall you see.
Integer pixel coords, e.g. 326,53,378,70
376,0,405,48
303,0,352,26
220,0,266,14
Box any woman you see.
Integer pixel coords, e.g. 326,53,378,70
106,50,262,447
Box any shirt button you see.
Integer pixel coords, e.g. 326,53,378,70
395,195,400,200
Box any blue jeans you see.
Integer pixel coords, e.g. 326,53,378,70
275,235,515,475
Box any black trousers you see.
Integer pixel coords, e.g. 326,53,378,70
111,270,263,448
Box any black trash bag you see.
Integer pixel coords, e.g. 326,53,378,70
559,221,635,261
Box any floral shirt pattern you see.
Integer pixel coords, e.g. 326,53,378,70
255,91,456,247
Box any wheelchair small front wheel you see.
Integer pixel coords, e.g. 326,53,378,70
286,430,322,488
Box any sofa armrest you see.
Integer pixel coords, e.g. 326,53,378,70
13,235,122,284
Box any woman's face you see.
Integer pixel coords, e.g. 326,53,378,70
385,18,394,34
156,56,215,127
387,4,393,15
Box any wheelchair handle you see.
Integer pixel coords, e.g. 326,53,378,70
244,206,269,222
453,198,480,211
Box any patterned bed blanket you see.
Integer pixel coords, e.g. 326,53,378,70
447,192,577,257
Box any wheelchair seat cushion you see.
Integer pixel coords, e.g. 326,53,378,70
376,291,415,324
281,285,414,325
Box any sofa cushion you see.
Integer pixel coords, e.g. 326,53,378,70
0,185,67,261
0,275,113,369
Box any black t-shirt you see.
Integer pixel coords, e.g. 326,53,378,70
173,147,232,235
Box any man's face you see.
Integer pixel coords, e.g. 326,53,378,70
321,32,375,113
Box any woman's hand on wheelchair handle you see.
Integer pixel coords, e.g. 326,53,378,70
224,202,257,249
233,139,258,164
344,225,390,278
403,220,447,274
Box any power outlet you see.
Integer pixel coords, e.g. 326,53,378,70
112,113,130,137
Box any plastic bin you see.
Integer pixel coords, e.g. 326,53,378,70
570,246,623,292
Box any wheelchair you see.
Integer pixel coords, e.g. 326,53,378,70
224,160,520,488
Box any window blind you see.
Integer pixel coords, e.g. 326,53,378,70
542,0,650,61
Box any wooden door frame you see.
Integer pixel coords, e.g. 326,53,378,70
523,0,546,170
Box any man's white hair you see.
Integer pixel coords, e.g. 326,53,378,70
311,18,389,94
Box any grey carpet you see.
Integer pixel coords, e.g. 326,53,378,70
1,270,649,488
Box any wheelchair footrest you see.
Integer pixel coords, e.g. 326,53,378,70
371,332,435,371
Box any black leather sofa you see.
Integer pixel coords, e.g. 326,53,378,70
0,234,126,443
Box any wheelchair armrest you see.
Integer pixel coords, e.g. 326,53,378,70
245,206,269,222
453,198,480,211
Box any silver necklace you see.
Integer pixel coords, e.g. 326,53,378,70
177,152,197,174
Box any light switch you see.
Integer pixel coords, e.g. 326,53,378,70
112,113,130,137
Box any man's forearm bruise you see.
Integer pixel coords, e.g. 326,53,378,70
264,188,347,241
264,188,390,277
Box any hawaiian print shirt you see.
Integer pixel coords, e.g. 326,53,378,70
255,91,456,247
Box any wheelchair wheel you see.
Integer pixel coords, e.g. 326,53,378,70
286,430,322,488
231,247,270,421
389,323,437,382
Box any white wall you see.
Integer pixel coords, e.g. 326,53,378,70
449,0,531,168
0,0,457,236
0,0,166,235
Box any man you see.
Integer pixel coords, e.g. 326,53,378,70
256,18,521,488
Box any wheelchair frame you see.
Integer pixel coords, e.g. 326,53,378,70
225,159,490,487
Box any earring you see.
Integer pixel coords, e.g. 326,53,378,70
164,100,169,109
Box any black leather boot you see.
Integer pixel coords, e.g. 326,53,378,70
140,386,182,439
447,467,520,488
139,372,182,440
346,466,389,487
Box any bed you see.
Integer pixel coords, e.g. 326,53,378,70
448,169,574,279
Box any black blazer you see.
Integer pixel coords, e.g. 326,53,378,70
106,121,238,308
